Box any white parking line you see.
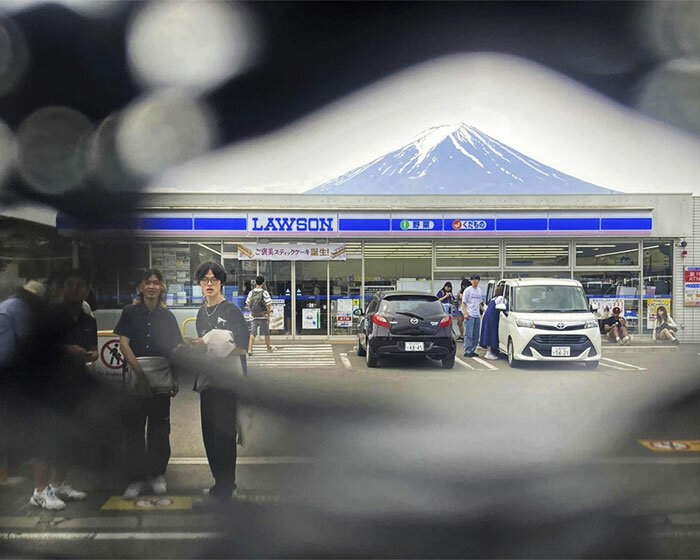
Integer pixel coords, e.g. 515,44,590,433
339,352,352,369
454,356,475,370
601,357,647,371
599,361,630,371
471,356,498,370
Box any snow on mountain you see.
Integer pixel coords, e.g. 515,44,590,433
307,123,616,195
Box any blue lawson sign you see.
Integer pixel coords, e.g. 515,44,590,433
248,214,336,233
56,211,653,236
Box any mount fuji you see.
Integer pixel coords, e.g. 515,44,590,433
307,123,616,195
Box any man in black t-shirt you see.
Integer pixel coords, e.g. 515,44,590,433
601,306,631,345
114,269,183,498
192,261,248,501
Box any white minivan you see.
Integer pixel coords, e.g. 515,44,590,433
488,278,602,368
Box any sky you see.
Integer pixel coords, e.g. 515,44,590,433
149,53,700,195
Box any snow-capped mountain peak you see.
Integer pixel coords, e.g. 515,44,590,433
307,123,615,195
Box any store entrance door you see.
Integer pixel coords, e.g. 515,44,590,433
294,261,328,336
256,261,293,337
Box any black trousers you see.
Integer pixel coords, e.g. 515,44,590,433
200,389,237,496
122,394,171,482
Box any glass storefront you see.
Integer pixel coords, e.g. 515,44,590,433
575,270,641,334
295,261,327,335
505,243,570,267
81,237,676,338
576,242,640,267
642,241,673,335
330,259,362,336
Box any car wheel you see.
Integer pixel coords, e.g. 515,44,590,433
584,361,599,369
507,339,519,368
442,354,455,369
366,342,378,368
356,336,366,357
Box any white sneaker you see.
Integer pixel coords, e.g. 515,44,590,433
266,346,275,352
623,335,632,345
53,483,86,501
149,475,167,495
30,487,66,510
484,352,499,360
123,481,145,498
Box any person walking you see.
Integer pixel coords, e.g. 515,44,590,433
480,284,504,360
461,275,484,358
653,306,679,343
114,269,183,498
192,261,249,501
246,275,274,355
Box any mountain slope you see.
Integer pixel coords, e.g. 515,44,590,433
307,124,616,195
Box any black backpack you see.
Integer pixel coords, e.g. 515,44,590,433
249,290,267,316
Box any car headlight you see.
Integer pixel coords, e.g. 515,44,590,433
584,320,598,329
515,319,536,328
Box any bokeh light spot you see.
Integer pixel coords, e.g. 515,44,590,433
116,90,216,178
16,106,93,194
127,0,258,92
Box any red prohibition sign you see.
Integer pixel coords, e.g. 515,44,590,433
100,338,124,370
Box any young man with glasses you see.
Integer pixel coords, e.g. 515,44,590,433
192,261,249,501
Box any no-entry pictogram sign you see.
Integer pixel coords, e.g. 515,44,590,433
100,338,124,370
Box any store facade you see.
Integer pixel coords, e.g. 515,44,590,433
57,193,698,341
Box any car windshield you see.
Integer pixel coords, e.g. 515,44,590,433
513,285,589,313
379,296,444,317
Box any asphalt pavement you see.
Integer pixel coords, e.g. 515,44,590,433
1,341,699,558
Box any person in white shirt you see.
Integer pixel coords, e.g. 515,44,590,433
246,275,274,355
653,306,679,343
461,275,484,358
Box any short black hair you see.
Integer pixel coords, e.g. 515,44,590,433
196,261,227,284
61,268,88,286
255,275,265,286
470,274,481,281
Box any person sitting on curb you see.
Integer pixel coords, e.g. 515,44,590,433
653,306,679,344
601,306,631,345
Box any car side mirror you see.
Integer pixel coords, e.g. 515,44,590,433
495,303,507,311
353,308,364,316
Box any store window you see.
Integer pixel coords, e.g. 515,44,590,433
435,243,499,268
576,242,639,267
364,242,432,304
505,243,569,267
330,259,362,336
90,242,149,309
575,270,640,334
642,241,673,334
151,242,221,306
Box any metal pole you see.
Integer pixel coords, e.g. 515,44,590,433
71,240,79,268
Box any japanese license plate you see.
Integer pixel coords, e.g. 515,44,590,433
551,346,571,357
405,342,424,352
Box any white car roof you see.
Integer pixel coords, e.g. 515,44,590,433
504,278,583,287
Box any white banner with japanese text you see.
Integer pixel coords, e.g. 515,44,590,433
237,243,347,261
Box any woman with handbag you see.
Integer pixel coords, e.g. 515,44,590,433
653,306,679,344
114,269,183,498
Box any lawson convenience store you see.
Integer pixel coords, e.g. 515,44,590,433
57,192,698,341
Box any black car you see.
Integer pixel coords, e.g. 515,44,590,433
355,291,456,368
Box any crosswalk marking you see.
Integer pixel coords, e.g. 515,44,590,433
247,345,336,369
